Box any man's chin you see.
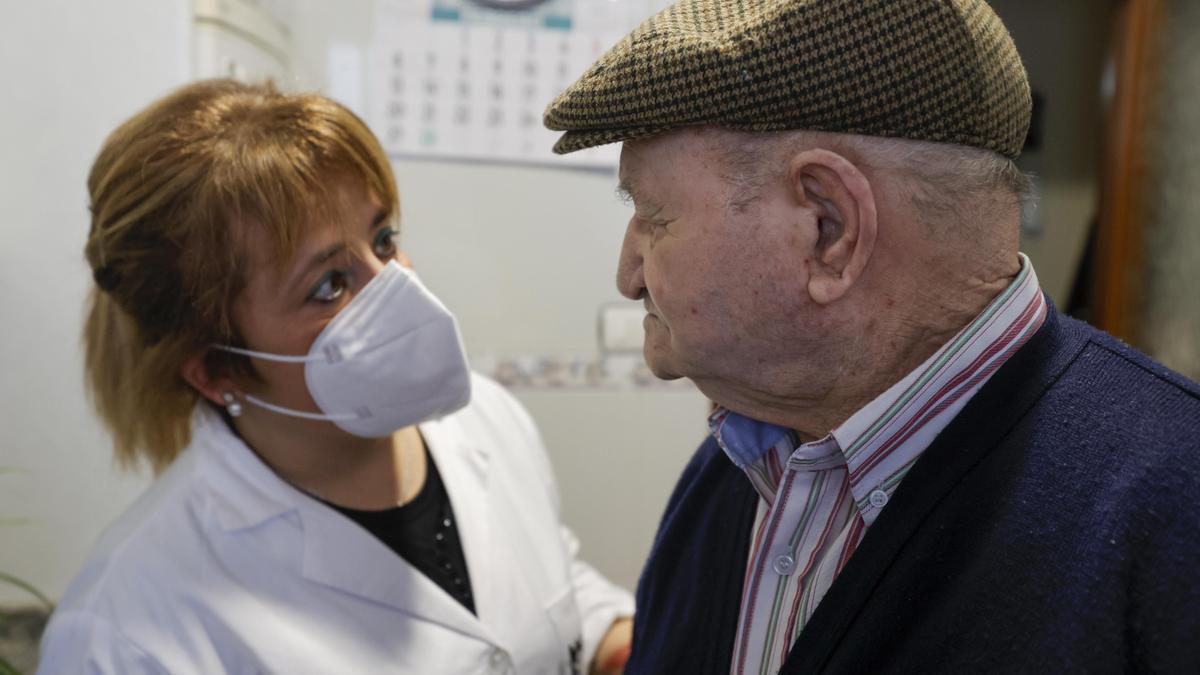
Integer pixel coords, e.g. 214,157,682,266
643,350,684,381
648,367,683,382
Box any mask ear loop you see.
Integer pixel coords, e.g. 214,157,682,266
240,393,361,421
208,345,360,422
211,344,314,363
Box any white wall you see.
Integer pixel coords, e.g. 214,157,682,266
392,159,710,588
284,0,709,590
0,1,190,603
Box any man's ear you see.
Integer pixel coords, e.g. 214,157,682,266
181,351,238,408
787,148,878,305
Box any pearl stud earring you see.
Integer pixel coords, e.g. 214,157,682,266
222,392,243,418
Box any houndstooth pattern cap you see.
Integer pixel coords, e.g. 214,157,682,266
544,0,1031,159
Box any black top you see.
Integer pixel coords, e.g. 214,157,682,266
328,445,476,614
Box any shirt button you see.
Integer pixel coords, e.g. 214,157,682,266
869,489,889,508
773,555,795,575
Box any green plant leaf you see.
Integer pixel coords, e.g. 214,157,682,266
0,572,53,611
0,656,22,675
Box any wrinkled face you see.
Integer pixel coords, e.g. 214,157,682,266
615,131,820,387
229,179,407,421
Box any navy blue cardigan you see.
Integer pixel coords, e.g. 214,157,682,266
626,308,1200,674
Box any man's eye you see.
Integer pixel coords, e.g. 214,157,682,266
639,216,672,232
372,227,399,260
309,271,348,303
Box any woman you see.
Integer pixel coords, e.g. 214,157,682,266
38,79,633,674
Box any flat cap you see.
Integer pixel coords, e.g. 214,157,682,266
545,0,1031,159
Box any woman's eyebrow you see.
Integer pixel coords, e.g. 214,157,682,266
283,208,392,295
286,243,346,295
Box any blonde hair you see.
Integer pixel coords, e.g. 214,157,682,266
83,79,398,472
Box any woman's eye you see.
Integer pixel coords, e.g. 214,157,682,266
372,227,399,260
308,270,348,303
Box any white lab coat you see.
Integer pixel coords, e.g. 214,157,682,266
39,374,633,674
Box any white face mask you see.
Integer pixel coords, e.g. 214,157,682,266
215,260,472,438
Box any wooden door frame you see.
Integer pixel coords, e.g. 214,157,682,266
1093,0,1162,341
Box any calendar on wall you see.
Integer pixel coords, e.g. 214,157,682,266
368,0,670,168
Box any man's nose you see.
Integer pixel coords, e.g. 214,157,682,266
616,216,647,301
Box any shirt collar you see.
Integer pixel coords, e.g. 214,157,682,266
710,254,1047,525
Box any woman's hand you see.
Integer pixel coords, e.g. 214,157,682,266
591,617,633,675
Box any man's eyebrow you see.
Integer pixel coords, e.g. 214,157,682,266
616,181,667,217
615,181,635,203
617,179,653,207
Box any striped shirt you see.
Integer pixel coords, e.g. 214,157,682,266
713,255,1048,675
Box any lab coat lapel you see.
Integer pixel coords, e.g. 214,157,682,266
419,416,495,632
295,494,492,642
198,404,495,642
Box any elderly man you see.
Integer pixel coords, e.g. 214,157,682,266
545,0,1200,673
